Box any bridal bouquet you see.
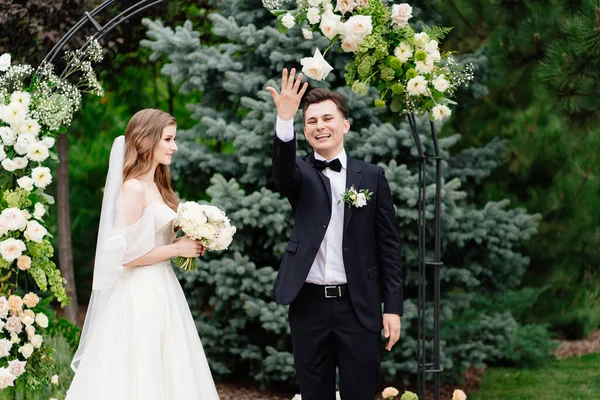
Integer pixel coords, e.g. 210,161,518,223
263,0,473,120
173,202,237,271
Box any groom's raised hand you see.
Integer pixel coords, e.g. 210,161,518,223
266,68,308,120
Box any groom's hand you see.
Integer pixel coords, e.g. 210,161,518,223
266,68,308,120
383,313,401,351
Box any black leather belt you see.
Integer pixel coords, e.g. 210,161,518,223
303,283,349,299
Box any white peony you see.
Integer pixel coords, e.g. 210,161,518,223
33,203,45,220
26,142,50,162
319,11,342,40
10,92,31,109
0,126,16,145
414,32,430,48
308,0,322,6
391,3,413,26
30,334,43,349
0,208,27,232
302,28,313,40
24,220,48,243
41,136,55,148
407,76,428,96
0,367,16,390
307,7,321,24
354,192,367,207
0,53,10,72
13,156,28,170
282,13,295,29
394,42,413,63
18,343,34,359
342,15,372,40
431,104,451,121
300,48,334,81
0,339,13,358
210,226,237,251
197,224,218,242
335,0,357,15
433,75,449,92
415,57,435,74
13,133,36,155
35,313,49,328
5,316,22,334
17,176,35,191
7,360,26,378
31,166,52,188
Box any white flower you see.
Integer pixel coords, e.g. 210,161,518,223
31,166,52,188
282,13,295,29
414,32,430,48
18,343,34,359
0,339,13,358
429,49,441,62
197,224,218,242
33,203,45,220
0,208,27,232
10,92,31,109
0,127,16,145
30,334,43,349
0,297,9,318
342,15,372,40
1,158,17,172
3,103,26,124
41,136,55,149
0,146,5,162
25,220,48,243
9,332,20,344
415,57,434,74
0,238,26,262
7,360,26,378
16,119,40,136
13,156,28,170
431,104,451,121
335,0,357,15
0,367,16,390
319,11,342,40
51,374,59,385
341,38,361,52
14,133,36,155
35,313,49,328
17,176,35,191
20,313,34,327
323,3,334,11
433,75,449,92
200,205,228,223
26,142,49,162
209,225,237,251
425,39,439,53
308,0,322,6
407,76,428,96
391,3,413,26
5,316,22,334
0,54,10,72
355,192,367,207
394,42,413,63
25,325,35,339
300,48,334,81
302,28,314,40
307,7,321,24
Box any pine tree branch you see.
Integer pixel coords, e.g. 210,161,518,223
447,0,485,40
596,6,600,31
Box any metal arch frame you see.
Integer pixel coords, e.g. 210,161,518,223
44,2,444,400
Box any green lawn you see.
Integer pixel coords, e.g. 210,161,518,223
470,353,600,400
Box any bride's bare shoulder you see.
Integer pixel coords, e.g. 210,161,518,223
122,178,145,198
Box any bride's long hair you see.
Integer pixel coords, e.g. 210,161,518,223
122,109,178,211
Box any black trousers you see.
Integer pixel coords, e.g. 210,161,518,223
289,284,381,400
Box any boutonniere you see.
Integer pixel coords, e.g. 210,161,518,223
338,185,373,208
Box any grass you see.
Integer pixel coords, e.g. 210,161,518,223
469,353,600,400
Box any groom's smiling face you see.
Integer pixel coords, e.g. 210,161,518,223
303,100,350,160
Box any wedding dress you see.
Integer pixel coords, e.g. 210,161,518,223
66,136,219,399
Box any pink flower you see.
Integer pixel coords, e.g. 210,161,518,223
391,3,413,26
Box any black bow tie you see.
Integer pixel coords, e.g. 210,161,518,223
314,158,342,173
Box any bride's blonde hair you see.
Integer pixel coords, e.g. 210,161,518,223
123,109,178,211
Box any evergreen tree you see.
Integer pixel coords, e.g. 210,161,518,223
141,0,550,385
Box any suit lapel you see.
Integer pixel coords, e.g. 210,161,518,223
343,157,362,235
309,154,332,206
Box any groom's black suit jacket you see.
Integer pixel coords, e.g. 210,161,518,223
272,134,404,332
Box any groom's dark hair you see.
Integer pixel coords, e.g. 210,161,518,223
302,88,349,120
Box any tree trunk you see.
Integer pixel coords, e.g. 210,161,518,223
57,134,80,324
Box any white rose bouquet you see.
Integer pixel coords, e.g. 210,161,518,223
173,202,237,271
263,0,473,120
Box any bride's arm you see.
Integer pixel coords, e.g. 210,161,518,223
121,180,203,267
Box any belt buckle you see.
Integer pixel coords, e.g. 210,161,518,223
324,285,338,298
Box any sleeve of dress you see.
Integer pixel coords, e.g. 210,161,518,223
120,207,157,266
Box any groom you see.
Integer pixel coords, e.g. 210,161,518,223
267,68,404,400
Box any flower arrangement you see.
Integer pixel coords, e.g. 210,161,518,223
264,0,473,120
174,202,237,271
339,185,372,208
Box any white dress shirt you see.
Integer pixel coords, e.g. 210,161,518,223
276,116,347,285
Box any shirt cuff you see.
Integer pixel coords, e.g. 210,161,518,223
275,116,295,142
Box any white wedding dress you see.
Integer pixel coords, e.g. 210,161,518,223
66,202,219,399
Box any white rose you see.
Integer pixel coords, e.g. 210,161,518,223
26,142,49,162
394,42,413,63
10,92,31,109
0,339,13,357
0,297,8,318
13,133,36,155
300,48,334,81
415,57,434,74
1,159,17,172
10,332,20,344
341,38,361,53
51,374,59,385
18,343,34,359
5,316,22,334
0,127,16,145
307,7,321,24
41,136,55,148
281,13,295,29
414,32,430,48
30,334,43,349
31,166,52,188
354,192,367,207
0,208,28,232
17,176,35,191
335,0,357,15
20,314,34,327
302,28,314,40
0,146,5,162
35,313,49,328
33,203,45,220
0,367,16,390
13,156,28,170
431,104,451,121
425,39,439,53
433,75,449,92
0,54,10,72
25,325,35,339
391,3,413,26
24,220,48,243
308,0,322,6
319,11,342,40
429,49,441,62
407,76,428,96
343,15,372,40
7,360,26,378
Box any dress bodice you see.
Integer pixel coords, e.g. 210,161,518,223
147,202,177,246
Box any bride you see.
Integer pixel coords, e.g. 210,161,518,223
66,109,220,399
